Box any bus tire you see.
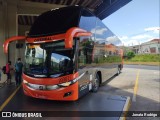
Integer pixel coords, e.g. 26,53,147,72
116,66,121,76
91,73,100,93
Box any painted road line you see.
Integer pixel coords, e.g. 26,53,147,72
119,97,131,120
132,70,140,102
0,85,21,111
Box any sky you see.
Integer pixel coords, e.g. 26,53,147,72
102,0,160,46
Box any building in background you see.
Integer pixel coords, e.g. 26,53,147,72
140,39,160,54
128,39,160,54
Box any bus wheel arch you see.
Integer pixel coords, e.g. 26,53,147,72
97,71,102,85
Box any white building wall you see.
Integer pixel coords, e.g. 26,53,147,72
141,42,160,54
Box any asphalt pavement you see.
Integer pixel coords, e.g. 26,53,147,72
0,64,159,120
100,64,160,120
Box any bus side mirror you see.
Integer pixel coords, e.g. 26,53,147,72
3,36,26,53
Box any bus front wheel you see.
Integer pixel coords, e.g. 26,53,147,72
91,74,100,92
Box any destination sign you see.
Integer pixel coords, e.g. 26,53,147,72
34,37,52,42
26,34,65,43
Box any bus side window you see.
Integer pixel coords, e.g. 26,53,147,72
78,37,94,68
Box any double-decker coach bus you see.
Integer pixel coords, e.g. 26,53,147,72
3,6,123,101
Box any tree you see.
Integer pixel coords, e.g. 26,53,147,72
126,51,135,59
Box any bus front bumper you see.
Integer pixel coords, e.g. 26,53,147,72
22,82,79,101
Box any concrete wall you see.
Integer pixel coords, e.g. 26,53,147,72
0,0,18,82
0,0,47,83
0,1,6,82
18,25,31,62
0,0,62,82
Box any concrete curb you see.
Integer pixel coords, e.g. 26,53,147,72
119,96,131,120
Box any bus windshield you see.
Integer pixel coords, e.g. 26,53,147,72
24,40,75,78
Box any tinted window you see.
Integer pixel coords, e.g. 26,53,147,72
79,9,96,40
78,37,94,68
29,7,81,37
95,18,122,46
24,40,75,77
93,18,122,63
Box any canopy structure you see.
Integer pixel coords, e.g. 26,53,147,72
18,0,132,25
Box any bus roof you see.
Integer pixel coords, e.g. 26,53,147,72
28,6,94,37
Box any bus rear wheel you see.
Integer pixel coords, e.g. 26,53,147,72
91,74,100,92
116,66,121,76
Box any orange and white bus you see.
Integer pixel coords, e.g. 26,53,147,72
3,6,123,101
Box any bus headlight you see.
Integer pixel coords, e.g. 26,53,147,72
58,81,72,87
58,78,78,87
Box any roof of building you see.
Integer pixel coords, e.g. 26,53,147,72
150,39,160,43
142,39,160,45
